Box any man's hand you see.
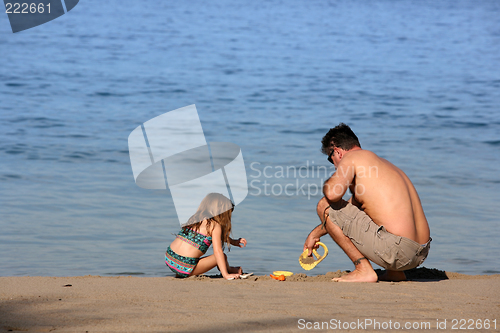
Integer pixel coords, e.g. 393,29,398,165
303,235,320,257
303,223,328,256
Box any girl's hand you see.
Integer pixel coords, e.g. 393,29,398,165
233,238,247,248
225,273,240,280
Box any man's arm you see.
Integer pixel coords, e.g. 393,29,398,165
303,224,328,256
323,158,355,204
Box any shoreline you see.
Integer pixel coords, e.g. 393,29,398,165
1,268,499,332
4,266,499,281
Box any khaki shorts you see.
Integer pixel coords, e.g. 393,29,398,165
328,200,431,271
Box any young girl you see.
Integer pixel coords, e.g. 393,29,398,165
165,193,247,280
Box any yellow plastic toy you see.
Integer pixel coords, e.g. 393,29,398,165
299,242,329,270
272,271,293,277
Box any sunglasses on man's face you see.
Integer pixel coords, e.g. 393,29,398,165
327,148,335,164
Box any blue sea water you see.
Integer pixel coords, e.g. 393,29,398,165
1,0,499,277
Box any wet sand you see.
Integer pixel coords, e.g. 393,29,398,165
1,269,499,332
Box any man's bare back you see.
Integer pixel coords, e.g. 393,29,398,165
339,149,430,245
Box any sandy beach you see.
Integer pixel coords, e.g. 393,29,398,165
1,269,499,333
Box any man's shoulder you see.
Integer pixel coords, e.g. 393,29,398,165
349,149,405,176
345,149,388,171
346,149,379,161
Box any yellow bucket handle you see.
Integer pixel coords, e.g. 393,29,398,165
299,242,329,270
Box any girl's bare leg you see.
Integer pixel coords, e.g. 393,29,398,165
227,266,242,274
190,255,217,276
190,254,242,276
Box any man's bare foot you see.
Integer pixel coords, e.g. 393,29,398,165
333,268,378,282
378,270,406,282
333,259,378,282
228,266,243,275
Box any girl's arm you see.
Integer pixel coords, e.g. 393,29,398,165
211,224,240,280
229,237,247,248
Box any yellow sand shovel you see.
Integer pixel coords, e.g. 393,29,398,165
299,242,329,270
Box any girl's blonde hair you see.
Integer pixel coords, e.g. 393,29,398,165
183,193,234,247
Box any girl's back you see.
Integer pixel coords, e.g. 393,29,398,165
170,219,213,259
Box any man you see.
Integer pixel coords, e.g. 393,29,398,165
304,123,431,282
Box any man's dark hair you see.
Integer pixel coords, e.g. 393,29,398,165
321,123,361,155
